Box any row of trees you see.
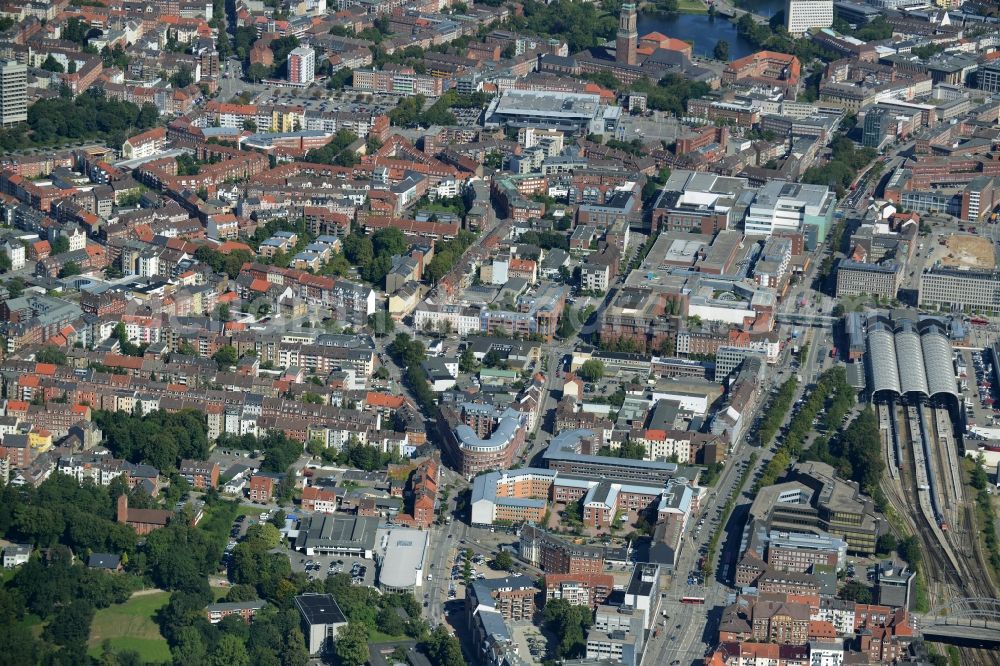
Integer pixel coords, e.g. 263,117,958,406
756,368,857,490
802,135,878,197
387,333,439,415
423,229,477,283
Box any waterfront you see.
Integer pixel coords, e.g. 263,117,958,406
637,0,785,60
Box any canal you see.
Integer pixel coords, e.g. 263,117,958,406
637,0,786,60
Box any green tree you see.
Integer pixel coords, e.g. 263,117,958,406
493,550,513,570
51,236,70,254
368,310,395,337
839,580,872,604
542,598,592,659
209,634,250,666
577,359,605,382
713,39,730,61
36,345,67,365
46,599,95,647
170,66,195,89
420,625,465,666
334,623,370,666
212,345,238,369
376,606,406,636
876,533,897,555
42,54,65,73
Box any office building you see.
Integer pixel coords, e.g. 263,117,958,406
919,267,1000,313
979,61,1000,94
287,46,315,85
745,180,835,250
835,260,902,299
294,594,347,655
863,106,889,149
0,60,27,128
785,0,833,37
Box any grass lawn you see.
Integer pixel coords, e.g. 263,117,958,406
676,0,709,13
368,629,407,643
87,591,171,662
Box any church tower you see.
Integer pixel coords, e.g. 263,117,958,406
616,2,638,66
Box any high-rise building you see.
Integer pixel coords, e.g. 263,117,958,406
287,46,315,85
0,60,27,128
616,3,638,66
862,106,889,148
785,0,833,37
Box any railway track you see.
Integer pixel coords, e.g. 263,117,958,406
883,402,1000,666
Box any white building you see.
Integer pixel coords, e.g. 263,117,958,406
809,639,844,666
744,180,834,250
785,0,833,37
288,46,315,85
0,60,27,128
374,527,428,593
2,240,25,270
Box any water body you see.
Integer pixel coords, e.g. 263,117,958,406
637,0,786,61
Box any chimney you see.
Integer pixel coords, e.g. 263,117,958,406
117,493,128,524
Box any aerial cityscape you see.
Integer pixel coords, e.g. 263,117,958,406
0,0,1000,664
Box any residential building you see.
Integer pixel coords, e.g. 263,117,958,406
248,475,274,503
0,60,27,128
205,600,266,624
288,47,315,86
179,459,219,489
301,486,337,513
2,544,31,568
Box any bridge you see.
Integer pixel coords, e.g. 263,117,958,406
775,312,837,327
917,598,1000,648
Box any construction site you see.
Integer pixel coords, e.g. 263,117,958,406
866,312,1000,663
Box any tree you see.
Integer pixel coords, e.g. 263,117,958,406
459,346,478,373
46,599,95,647
542,598,591,658
876,533,897,556
577,359,605,382
209,634,250,666
376,606,406,636
493,550,513,570
51,236,70,254
368,310,395,337
170,66,195,89
212,345,238,369
334,623,370,666
36,345,67,365
246,62,270,82
42,54,65,73
343,233,374,266
713,39,730,61
839,580,872,604
420,625,464,666
371,227,408,259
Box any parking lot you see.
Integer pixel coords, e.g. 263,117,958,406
290,551,377,588
963,346,1000,431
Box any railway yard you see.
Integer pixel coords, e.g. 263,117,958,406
878,398,999,665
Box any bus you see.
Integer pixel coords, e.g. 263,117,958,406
681,596,706,605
